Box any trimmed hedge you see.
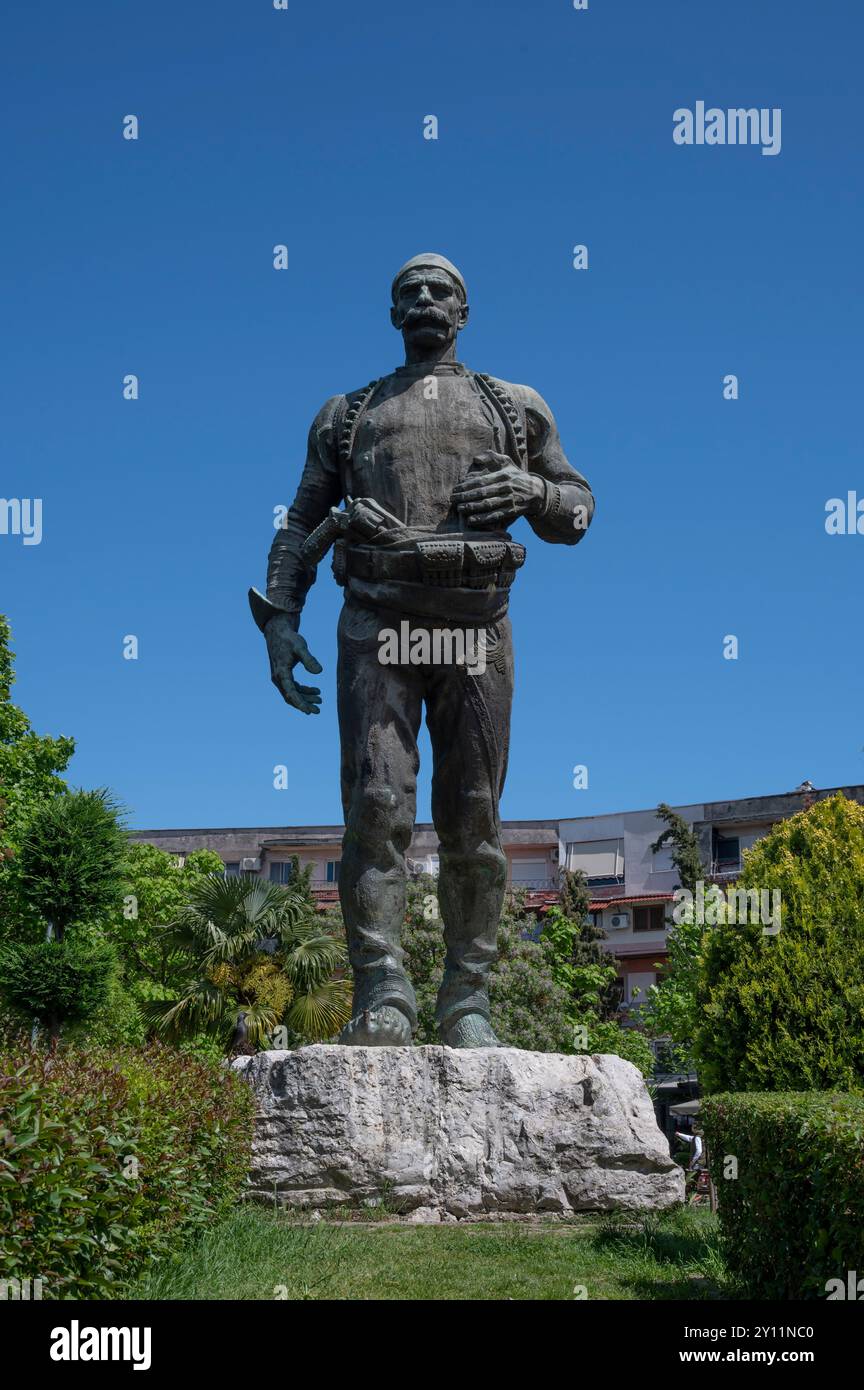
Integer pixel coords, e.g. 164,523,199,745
703,1091,864,1299
0,1042,254,1298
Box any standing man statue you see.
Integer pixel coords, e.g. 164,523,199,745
250,254,594,1048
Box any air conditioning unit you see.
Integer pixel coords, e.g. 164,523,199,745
241,857,261,872
608,912,630,931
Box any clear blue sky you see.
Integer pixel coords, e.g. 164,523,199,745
2,0,862,830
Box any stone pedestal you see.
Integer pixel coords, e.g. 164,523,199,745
233,1046,683,1218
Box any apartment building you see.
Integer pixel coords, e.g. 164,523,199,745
131,782,864,1005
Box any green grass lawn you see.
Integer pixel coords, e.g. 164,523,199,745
132,1204,725,1301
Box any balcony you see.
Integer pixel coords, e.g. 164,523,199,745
708,860,742,881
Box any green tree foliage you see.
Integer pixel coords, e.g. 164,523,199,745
643,918,703,1074
643,803,707,1070
650,803,705,893
0,937,116,1028
543,874,623,1020
0,789,129,1037
146,874,351,1051
18,788,128,941
538,901,650,1075
75,841,228,1047
0,615,74,940
79,972,148,1049
696,794,864,1093
120,842,226,986
541,904,619,1013
557,865,591,922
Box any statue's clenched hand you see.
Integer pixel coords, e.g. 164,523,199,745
265,613,323,715
451,452,545,528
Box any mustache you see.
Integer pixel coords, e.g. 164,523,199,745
403,306,449,328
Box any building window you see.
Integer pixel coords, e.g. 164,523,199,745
633,903,667,933
716,835,740,869
224,862,241,877
565,838,625,886
510,858,549,888
326,860,340,884
270,862,293,884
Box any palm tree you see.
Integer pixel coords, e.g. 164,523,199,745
145,874,350,1051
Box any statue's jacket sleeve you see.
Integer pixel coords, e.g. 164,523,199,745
509,383,595,545
265,395,345,626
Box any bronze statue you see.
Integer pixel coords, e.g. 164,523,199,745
251,254,594,1047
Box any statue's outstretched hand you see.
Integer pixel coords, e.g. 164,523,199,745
265,613,323,715
451,452,545,528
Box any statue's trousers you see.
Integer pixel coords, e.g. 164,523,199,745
336,596,513,1029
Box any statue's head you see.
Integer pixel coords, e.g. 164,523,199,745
390,253,469,353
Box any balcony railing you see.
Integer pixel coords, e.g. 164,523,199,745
709,861,742,879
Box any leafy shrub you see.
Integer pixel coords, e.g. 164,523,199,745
696,795,864,1093
0,1050,143,1297
0,937,116,1027
579,1018,654,1078
702,1091,864,1298
0,1042,254,1298
71,974,147,1048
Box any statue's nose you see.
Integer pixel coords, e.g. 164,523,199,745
416,285,433,305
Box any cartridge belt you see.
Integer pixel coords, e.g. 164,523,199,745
343,539,526,590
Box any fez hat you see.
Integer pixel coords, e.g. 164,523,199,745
391,253,467,303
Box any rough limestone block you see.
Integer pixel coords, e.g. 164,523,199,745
233,1046,684,1217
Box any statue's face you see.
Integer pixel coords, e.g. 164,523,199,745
390,270,468,349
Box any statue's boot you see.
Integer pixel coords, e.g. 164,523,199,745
439,1010,502,1049
338,1004,413,1046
